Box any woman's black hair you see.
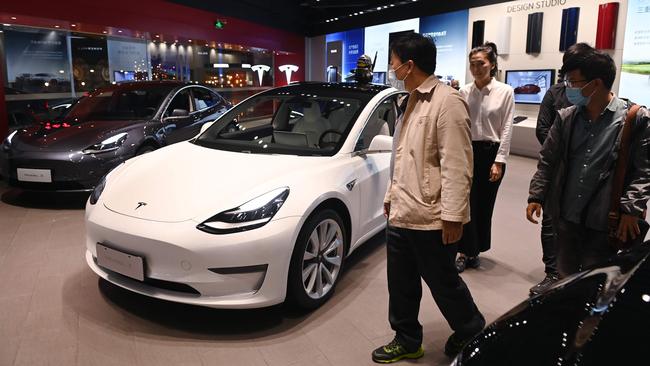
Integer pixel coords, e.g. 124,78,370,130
469,42,499,77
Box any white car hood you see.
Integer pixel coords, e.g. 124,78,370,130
102,142,323,223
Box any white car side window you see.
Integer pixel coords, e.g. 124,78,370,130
356,95,399,151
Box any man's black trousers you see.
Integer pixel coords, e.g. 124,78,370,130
387,225,485,350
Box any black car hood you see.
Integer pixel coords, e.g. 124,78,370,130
12,119,148,152
456,243,650,365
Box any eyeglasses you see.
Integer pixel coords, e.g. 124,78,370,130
564,79,589,88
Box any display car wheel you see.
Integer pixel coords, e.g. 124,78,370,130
288,209,347,309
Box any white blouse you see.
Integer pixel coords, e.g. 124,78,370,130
459,78,515,164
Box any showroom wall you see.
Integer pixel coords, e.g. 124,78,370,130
0,0,306,140
307,0,635,119
308,12,469,85
468,0,629,119
305,0,646,158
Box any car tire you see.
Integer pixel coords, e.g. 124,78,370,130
135,145,156,155
287,209,348,309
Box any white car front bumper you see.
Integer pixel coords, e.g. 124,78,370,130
85,203,302,309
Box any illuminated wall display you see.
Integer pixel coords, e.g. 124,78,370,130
3,28,72,93
325,28,364,80
278,64,299,84
364,18,420,73
419,10,469,86
620,0,650,107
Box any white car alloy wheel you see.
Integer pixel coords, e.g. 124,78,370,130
302,218,344,299
288,209,348,309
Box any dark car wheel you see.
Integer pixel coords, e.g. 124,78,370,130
287,209,347,309
135,145,156,155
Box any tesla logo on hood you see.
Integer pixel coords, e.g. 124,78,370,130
135,202,147,210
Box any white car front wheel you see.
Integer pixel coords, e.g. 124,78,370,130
288,209,347,309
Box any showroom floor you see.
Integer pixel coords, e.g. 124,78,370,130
0,155,544,366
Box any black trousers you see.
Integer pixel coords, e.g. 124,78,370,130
555,218,617,278
387,225,485,350
540,209,558,275
459,141,505,257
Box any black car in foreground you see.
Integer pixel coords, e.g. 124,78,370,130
1,81,230,191
452,242,650,365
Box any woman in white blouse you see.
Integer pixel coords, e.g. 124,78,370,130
456,42,514,273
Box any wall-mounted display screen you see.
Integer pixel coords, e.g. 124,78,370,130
620,0,650,107
364,18,419,73
505,69,555,104
420,10,469,86
325,29,364,79
3,28,72,94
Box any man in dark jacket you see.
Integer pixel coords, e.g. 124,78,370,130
526,44,650,277
529,44,591,295
529,82,569,294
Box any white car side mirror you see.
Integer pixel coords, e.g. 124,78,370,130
197,121,215,137
368,135,393,153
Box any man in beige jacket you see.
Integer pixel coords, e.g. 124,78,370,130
371,33,485,364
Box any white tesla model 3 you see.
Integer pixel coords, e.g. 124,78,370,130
85,82,406,309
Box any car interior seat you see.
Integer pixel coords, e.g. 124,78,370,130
271,102,291,131
292,101,332,147
328,103,357,133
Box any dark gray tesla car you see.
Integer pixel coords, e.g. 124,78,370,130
0,81,230,191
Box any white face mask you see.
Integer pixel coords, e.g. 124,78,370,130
387,69,405,91
387,62,409,91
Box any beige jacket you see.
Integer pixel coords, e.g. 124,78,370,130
384,75,473,230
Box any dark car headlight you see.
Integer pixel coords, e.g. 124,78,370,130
83,132,128,154
2,130,18,152
197,187,289,234
89,175,107,205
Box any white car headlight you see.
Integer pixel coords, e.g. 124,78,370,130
197,187,290,234
2,130,18,151
83,132,128,154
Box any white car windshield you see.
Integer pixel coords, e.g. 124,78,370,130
194,86,374,156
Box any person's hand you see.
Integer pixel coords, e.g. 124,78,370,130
526,202,542,224
617,214,641,242
383,202,390,218
442,220,463,244
489,162,504,182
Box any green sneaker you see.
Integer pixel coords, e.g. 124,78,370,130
371,338,424,363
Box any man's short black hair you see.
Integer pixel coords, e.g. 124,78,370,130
390,33,437,75
560,42,616,90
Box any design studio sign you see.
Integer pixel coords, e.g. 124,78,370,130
506,0,568,13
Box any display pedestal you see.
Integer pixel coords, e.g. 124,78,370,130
511,118,541,159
